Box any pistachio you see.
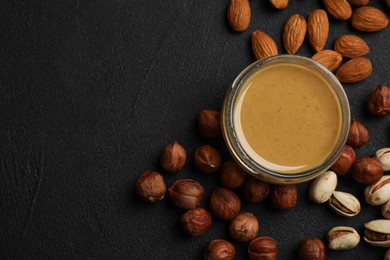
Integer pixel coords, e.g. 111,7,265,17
365,176,390,206
309,171,338,203
376,148,390,171
327,226,360,250
382,200,390,219
328,191,360,217
364,219,390,247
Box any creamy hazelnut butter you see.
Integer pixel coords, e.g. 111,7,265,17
222,55,350,184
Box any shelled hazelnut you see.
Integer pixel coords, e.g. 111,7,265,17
198,109,222,138
248,236,277,260
229,212,259,241
204,239,235,260
298,238,326,260
330,145,356,175
168,179,205,209
352,157,383,184
367,84,390,116
243,176,270,203
219,160,247,189
136,171,166,203
194,145,222,173
160,141,186,173
347,119,369,148
180,208,212,236
210,187,241,220
270,184,298,209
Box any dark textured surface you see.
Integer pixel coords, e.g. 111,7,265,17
1,0,390,259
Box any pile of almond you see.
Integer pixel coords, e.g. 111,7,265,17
228,0,389,84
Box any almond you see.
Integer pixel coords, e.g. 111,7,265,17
308,9,329,52
251,30,278,60
270,0,288,9
322,0,352,20
351,6,389,32
335,57,372,83
347,0,369,6
334,34,370,58
312,50,343,72
227,0,251,32
283,14,307,55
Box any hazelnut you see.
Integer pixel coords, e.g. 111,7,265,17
347,119,369,148
194,145,222,173
270,184,298,210
352,157,383,184
198,109,222,138
180,208,212,236
367,84,390,116
229,212,259,241
136,171,166,202
204,239,235,260
248,236,277,260
298,238,326,260
330,145,356,175
168,179,205,209
243,176,270,203
210,187,241,220
219,160,247,189
160,141,186,173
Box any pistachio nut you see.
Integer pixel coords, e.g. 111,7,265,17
364,219,390,247
309,171,338,203
365,176,390,206
327,226,360,250
385,249,390,260
382,200,390,219
376,148,390,171
328,191,361,217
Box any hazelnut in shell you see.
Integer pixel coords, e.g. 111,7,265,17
204,239,235,260
194,145,222,173
352,157,383,184
180,208,212,236
229,212,259,242
270,184,298,210
210,187,241,220
219,160,247,189
298,238,326,260
136,171,166,203
347,119,369,148
330,145,355,175
198,109,222,138
248,236,277,260
168,179,205,209
243,176,270,203
160,141,186,173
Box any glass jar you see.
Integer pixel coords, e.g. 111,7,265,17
221,55,350,184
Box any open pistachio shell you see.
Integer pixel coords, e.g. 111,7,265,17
376,148,390,171
309,171,338,203
364,219,390,247
327,226,360,250
365,176,390,206
328,191,360,217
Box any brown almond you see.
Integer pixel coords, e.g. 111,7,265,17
351,6,389,32
251,30,278,60
308,9,329,52
322,0,352,20
347,0,369,6
335,57,372,83
227,0,251,32
270,0,288,9
283,14,307,54
312,50,343,72
334,34,370,58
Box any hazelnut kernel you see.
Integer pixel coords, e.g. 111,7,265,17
347,119,369,148
367,84,390,116
136,171,166,203
198,109,222,138
229,212,259,242
243,176,270,203
352,157,383,184
298,238,326,260
168,179,205,209
204,239,235,260
210,187,241,220
248,236,277,260
270,184,298,210
219,160,247,189
330,145,355,175
160,141,186,173
194,145,222,173
180,208,212,236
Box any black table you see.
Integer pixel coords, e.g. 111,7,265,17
1,0,389,259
